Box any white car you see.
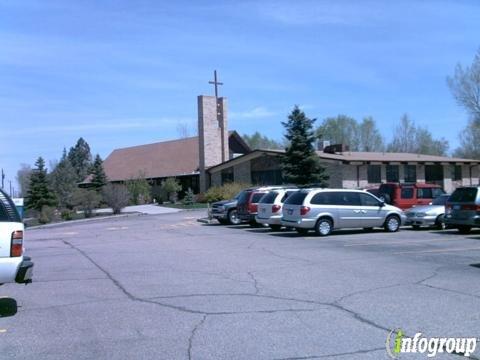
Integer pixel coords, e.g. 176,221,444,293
256,188,299,230
0,189,33,286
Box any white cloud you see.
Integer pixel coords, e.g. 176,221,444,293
230,106,277,119
0,117,195,137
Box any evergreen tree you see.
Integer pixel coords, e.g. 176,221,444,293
51,148,78,209
26,157,56,211
68,137,92,182
281,106,328,186
90,154,107,190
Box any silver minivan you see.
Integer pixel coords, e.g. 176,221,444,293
444,186,480,234
256,188,298,230
281,188,406,236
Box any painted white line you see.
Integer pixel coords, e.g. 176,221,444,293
393,247,480,255
344,238,459,247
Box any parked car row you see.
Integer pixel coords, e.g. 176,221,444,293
211,185,406,236
210,184,480,236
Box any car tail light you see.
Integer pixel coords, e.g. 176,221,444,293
272,204,281,213
300,206,310,216
11,230,23,257
461,204,480,211
248,203,258,213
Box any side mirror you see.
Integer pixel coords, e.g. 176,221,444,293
379,201,385,207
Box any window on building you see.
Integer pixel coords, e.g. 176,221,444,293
404,165,416,183
251,170,283,185
453,165,462,181
386,165,399,182
221,167,234,184
367,165,381,183
425,165,443,185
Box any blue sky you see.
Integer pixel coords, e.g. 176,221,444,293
1,0,479,192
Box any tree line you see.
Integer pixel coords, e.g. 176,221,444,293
18,137,186,223
244,48,480,159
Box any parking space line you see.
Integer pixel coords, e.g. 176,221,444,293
344,238,459,247
392,247,480,255
0,329,7,333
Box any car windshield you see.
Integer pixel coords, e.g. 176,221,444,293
449,188,478,202
259,191,278,204
284,191,309,205
237,191,251,204
432,195,450,205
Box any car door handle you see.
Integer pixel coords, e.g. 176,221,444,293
361,210,367,214
353,210,361,213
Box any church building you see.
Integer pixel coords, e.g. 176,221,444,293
100,73,480,195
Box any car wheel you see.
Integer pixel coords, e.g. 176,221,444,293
269,224,282,231
315,218,333,236
227,209,241,225
384,215,400,232
435,215,445,230
296,228,309,235
412,225,420,230
458,225,471,234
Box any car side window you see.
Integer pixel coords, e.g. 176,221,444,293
401,187,414,199
417,188,432,199
310,193,328,205
341,192,361,206
359,193,380,206
432,188,444,198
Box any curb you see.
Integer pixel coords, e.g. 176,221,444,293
26,212,143,230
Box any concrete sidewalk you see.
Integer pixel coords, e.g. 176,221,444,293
95,204,182,215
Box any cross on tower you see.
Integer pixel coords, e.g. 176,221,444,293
208,70,223,98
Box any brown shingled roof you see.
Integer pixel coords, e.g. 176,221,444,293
101,131,250,182
316,151,480,163
103,136,200,181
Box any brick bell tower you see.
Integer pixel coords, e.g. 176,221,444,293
198,70,229,193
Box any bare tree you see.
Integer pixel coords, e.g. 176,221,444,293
176,122,190,138
102,183,130,214
447,49,480,121
316,115,359,150
358,117,385,152
387,114,448,155
448,48,480,158
16,163,32,197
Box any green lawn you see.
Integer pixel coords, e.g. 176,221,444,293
159,203,208,209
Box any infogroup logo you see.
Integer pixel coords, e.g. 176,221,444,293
385,328,478,358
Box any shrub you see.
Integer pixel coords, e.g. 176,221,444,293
39,206,55,224
126,176,151,205
183,187,195,205
195,193,207,203
159,177,182,203
73,188,101,218
102,183,130,214
204,183,250,203
60,209,74,221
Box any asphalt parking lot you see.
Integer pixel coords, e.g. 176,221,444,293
1,210,480,359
